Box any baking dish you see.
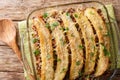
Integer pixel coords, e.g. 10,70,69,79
20,1,120,80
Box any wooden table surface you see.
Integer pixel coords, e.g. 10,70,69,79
0,0,120,80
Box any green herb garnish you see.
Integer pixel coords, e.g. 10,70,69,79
45,23,50,28
104,32,109,36
46,53,51,60
61,68,66,73
76,61,81,66
50,22,59,30
74,14,78,18
78,45,84,49
59,27,64,31
64,27,69,32
90,52,94,57
100,43,111,57
66,12,70,16
60,38,66,46
52,22,59,27
43,12,48,18
32,38,38,43
78,71,83,77
57,58,61,62
34,49,40,56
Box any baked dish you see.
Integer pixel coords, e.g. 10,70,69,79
31,7,111,80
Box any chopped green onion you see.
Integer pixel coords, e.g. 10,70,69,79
52,22,59,27
64,27,69,32
59,27,64,31
60,38,66,46
61,68,66,73
45,23,50,28
78,45,84,49
74,14,78,18
46,53,51,60
78,71,83,77
90,52,94,57
76,61,81,66
34,49,40,56
66,12,70,16
32,38,38,43
57,58,61,62
104,32,110,36
50,22,59,30
100,43,111,57
43,13,48,18
90,37,94,41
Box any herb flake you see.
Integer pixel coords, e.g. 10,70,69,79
60,38,66,46
76,61,81,66
74,14,78,18
46,53,51,60
43,13,48,18
78,45,84,49
32,38,38,43
100,43,111,57
57,58,61,62
34,49,40,56
66,12,70,16
61,68,66,73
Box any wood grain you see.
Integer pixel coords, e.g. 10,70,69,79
0,0,119,22
0,72,25,80
0,0,120,80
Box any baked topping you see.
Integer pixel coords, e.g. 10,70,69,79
32,7,110,80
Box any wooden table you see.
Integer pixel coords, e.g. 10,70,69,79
0,0,120,80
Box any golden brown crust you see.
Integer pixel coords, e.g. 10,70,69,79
84,8,110,77
61,13,84,80
33,18,54,80
48,18,69,80
32,7,110,80
74,12,97,75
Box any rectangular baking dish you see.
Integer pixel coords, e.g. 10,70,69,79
20,1,120,80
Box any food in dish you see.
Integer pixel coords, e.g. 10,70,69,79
31,7,110,80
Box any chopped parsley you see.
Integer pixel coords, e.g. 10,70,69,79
78,71,83,77
59,27,69,32
34,49,40,56
76,61,81,66
61,68,66,73
32,38,38,43
66,12,70,16
64,27,69,32
74,14,78,18
52,22,59,27
59,27,64,31
60,38,66,46
100,43,111,57
43,12,48,18
46,53,51,60
57,58,61,62
78,45,84,49
104,32,109,36
45,23,50,28
50,22,59,30
90,52,94,57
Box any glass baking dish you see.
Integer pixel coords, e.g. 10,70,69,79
21,1,120,80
